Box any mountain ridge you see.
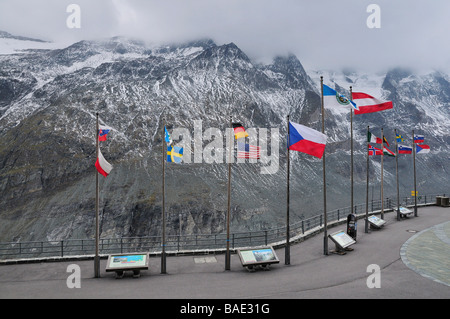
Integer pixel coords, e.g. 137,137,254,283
0,32,448,243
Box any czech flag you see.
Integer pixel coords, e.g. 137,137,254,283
398,145,412,154
414,134,424,143
95,148,113,177
416,144,430,154
98,125,111,141
288,122,327,159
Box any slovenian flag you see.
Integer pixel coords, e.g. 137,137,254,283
323,84,358,110
288,121,327,159
414,134,424,143
98,125,111,141
95,148,113,177
398,144,412,154
351,92,393,115
416,144,430,154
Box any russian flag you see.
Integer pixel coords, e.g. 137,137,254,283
288,122,327,159
414,134,424,143
398,144,412,154
416,144,430,154
95,148,113,177
98,125,111,142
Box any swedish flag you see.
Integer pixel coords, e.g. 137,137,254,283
167,145,183,163
396,134,404,142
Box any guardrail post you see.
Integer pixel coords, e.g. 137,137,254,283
61,241,64,257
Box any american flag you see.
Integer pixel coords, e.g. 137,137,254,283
237,141,261,159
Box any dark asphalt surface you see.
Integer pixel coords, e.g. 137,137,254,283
0,206,449,300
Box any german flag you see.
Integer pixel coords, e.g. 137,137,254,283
232,123,249,139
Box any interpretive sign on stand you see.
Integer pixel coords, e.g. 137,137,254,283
398,206,413,218
328,230,356,255
367,215,386,229
105,253,149,278
237,247,279,272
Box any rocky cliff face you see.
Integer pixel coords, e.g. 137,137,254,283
1,33,449,242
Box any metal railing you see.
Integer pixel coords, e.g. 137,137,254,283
0,194,443,261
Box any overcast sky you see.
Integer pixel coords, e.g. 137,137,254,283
1,0,449,73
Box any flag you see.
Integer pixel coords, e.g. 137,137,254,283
383,147,396,157
368,145,383,156
164,126,172,146
414,134,424,143
383,135,390,147
288,121,327,159
232,123,249,139
367,131,382,144
237,140,261,159
167,145,183,163
95,148,113,177
416,144,430,154
398,144,412,154
98,125,111,141
351,92,393,115
323,84,358,110
396,134,404,142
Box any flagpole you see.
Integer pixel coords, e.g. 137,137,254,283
350,86,354,216
395,129,400,221
95,112,100,278
412,129,418,217
381,127,384,220
226,116,232,270
161,118,166,274
321,76,328,255
365,125,369,233
285,115,290,265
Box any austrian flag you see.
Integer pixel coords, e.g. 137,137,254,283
352,92,393,115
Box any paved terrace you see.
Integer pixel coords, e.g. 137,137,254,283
0,206,448,299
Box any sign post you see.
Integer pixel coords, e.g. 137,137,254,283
106,253,149,279
237,247,279,272
328,230,356,255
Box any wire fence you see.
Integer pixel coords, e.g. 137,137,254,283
0,194,444,261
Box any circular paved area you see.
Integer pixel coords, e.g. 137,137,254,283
401,221,450,287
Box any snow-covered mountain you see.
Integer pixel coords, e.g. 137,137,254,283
1,32,448,242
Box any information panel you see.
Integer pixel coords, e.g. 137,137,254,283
237,247,279,267
368,215,386,228
105,253,149,272
398,206,413,217
328,230,356,249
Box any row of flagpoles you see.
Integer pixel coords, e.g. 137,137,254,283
92,75,431,274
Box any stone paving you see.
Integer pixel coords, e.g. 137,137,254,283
400,221,450,287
